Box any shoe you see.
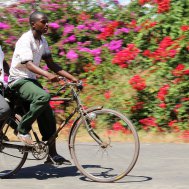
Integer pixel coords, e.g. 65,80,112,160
0,133,9,141
17,133,34,145
44,154,72,165
2,135,9,141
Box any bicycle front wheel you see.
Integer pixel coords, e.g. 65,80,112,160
70,108,140,182
0,115,28,178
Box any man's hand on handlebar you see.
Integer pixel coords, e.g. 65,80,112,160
46,72,60,82
58,77,83,91
76,80,83,91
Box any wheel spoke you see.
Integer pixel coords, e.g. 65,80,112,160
71,109,140,182
0,117,28,178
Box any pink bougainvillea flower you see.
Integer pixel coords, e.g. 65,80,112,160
49,22,60,29
62,35,76,44
59,51,65,56
20,0,35,3
0,22,10,29
104,40,123,52
42,65,48,71
94,56,102,65
18,18,29,23
113,0,119,4
114,28,130,35
63,24,75,36
40,3,61,11
66,50,78,61
4,75,8,83
91,48,101,56
5,36,17,45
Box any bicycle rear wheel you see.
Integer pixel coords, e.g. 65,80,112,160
0,115,28,178
70,108,140,182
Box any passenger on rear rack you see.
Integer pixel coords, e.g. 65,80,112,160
0,45,11,128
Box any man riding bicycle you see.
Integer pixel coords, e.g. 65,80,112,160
8,11,78,165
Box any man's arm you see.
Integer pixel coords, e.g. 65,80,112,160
25,60,59,82
3,60,9,75
43,55,78,82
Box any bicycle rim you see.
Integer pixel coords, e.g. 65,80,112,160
70,108,140,182
0,117,28,178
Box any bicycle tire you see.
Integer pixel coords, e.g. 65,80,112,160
0,115,28,178
70,108,140,182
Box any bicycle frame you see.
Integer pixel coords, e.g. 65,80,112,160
46,82,104,153
1,80,103,156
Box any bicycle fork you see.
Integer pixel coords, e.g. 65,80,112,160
81,108,110,148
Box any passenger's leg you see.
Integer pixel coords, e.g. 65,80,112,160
0,94,11,122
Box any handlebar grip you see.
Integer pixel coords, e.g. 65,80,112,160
76,80,83,90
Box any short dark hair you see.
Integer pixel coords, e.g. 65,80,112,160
29,11,47,25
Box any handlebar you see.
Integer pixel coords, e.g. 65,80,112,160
58,77,83,90
50,77,83,97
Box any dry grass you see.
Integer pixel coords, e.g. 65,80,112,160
50,128,189,144
138,131,188,143
4,122,188,143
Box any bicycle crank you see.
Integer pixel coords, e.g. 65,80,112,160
32,141,49,160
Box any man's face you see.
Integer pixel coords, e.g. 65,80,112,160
33,15,48,34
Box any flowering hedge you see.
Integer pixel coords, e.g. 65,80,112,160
0,0,189,136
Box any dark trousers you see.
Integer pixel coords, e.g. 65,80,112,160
0,94,11,122
10,78,56,141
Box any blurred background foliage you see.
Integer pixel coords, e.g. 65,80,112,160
0,0,189,135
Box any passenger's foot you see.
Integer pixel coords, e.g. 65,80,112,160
44,154,72,165
0,133,9,141
17,133,34,145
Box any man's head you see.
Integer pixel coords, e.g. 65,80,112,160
29,11,48,34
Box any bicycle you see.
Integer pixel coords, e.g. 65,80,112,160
0,78,140,182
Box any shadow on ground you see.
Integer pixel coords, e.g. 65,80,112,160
10,164,79,180
8,164,152,184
